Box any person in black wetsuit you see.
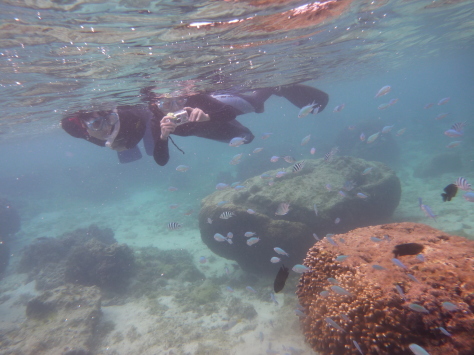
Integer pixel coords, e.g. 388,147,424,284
61,84,329,166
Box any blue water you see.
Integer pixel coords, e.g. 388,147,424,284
0,1,473,354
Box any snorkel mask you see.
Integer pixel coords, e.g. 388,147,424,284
84,111,119,131
156,94,187,113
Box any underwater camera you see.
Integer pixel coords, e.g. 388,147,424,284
167,109,189,125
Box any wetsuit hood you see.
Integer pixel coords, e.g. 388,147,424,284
61,115,88,139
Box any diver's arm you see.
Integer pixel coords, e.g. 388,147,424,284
275,84,329,113
185,94,238,122
153,138,170,166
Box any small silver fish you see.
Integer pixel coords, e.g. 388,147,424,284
442,302,458,311
324,317,346,332
175,165,190,172
320,290,329,297
270,257,281,263
313,204,318,216
407,274,420,283
247,208,255,214
274,247,289,256
270,292,279,305
300,135,311,146
392,258,408,269
214,233,227,242
207,218,212,224
408,344,430,355
298,101,319,118
408,303,429,313
326,235,337,246
244,231,256,237
292,264,310,273
353,340,364,355
246,286,257,293
395,285,406,301
229,136,246,147
372,264,386,271
246,237,260,246
336,255,349,262
438,327,452,336
331,285,352,296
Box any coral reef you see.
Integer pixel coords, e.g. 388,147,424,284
414,152,463,178
199,157,401,273
296,222,474,355
65,239,135,292
18,225,135,292
1,284,101,355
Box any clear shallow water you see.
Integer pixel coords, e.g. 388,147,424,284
0,1,474,354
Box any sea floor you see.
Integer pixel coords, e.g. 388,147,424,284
1,157,473,355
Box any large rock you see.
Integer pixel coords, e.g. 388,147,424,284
296,222,474,355
2,284,101,355
199,157,401,273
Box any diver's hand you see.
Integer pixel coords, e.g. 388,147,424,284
186,107,210,122
160,116,177,140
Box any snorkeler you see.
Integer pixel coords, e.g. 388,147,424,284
61,84,329,166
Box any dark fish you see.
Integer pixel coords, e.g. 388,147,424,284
441,183,458,202
273,264,290,293
393,243,424,258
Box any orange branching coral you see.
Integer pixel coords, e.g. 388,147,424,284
296,222,474,355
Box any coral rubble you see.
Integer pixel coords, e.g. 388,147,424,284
296,222,474,355
199,157,401,273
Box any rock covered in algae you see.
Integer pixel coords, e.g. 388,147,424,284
296,222,474,355
3,284,101,355
199,157,401,273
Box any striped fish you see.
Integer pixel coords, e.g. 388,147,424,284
275,202,290,216
292,160,306,173
455,177,471,191
451,122,466,133
219,211,235,219
324,147,339,162
168,222,182,230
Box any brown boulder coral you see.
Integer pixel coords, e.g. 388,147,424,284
296,222,474,355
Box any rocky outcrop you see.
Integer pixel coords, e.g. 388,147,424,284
199,157,401,273
2,284,101,355
18,225,135,292
296,222,474,355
